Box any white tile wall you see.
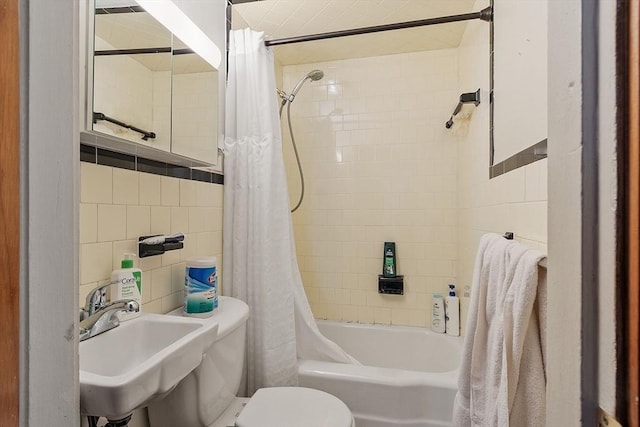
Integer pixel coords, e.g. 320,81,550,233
278,8,547,331
281,50,460,328
79,162,224,314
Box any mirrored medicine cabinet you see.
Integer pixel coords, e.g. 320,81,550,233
490,0,548,177
81,0,225,168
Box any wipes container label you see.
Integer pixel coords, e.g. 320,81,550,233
184,265,218,315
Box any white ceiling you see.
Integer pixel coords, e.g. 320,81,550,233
232,0,478,65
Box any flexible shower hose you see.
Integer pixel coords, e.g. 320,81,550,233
280,101,305,213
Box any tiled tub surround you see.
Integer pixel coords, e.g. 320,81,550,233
79,161,223,314
281,50,460,328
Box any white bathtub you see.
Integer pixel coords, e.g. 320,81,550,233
298,321,463,427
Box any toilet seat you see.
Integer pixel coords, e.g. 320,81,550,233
235,387,354,427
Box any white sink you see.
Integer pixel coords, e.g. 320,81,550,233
80,313,218,419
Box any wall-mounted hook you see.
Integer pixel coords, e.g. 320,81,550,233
445,89,481,129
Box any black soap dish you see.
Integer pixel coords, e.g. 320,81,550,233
138,234,184,258
378,275,404,295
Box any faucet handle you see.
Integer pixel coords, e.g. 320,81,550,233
123,300,140,314
84,281,114,315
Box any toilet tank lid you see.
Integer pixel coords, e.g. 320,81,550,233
236,387,353,427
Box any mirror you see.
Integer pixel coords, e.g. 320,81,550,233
93,8,173,151
89,0,221,166
171,37,219,163
490,0,547,175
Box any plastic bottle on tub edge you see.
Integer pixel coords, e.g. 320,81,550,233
431,294,446,333
445,284,460,336
184,257,218,318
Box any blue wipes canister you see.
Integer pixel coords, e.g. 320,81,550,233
184,256,218,317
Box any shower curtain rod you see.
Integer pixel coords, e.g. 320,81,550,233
264,6,492,47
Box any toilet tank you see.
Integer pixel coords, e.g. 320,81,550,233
147,296,250,427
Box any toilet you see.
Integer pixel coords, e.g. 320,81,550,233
146,296,354,427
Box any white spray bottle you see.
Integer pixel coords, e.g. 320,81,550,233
431,294,446,333
445,284,460,336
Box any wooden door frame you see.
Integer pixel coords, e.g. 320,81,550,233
0,0,21,425
628,0,640,424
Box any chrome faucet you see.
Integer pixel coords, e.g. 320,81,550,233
79,282,140,341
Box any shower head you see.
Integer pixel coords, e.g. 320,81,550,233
289,69,325,101
307,69,324,81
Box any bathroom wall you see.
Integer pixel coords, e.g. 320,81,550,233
281,50,459,327
455,0,548,289
79,161,223,313
280,2,548,330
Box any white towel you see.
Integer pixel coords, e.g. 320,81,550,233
453,233,546,426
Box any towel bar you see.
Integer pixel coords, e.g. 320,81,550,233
503,231,547,269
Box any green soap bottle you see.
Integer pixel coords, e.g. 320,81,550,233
383,242,396,278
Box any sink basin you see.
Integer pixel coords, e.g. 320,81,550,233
80,313,218,419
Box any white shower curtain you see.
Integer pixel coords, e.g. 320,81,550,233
223,28,358,395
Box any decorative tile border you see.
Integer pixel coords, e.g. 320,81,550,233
489,139,547,178
80,143,224,185
97,148,136,170
95,6,145,14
